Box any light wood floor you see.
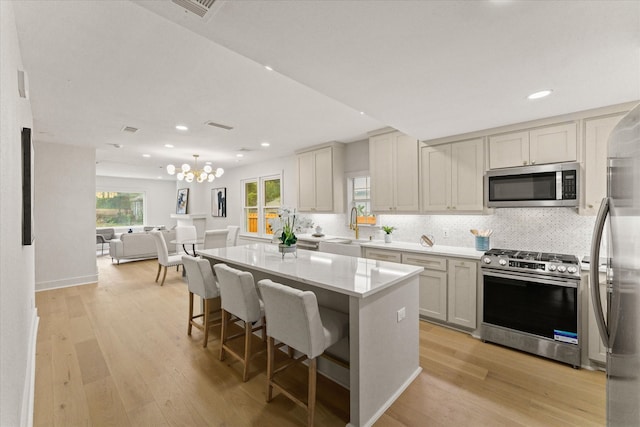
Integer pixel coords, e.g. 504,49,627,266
34,255,605,426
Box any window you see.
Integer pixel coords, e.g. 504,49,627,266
96,191,144,227
242,174,281,236
348,175,376,225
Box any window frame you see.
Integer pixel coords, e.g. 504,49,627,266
346,171,376,226
241,172,283,238
96,189,146,228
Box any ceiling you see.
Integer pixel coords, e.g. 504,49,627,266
11,0,640,180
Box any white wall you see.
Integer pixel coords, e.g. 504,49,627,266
34,142,97,290
96,175,178,232
0,2,37,425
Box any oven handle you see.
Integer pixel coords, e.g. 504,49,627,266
589,197,610,350
482,270,578,288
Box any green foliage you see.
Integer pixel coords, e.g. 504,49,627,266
382,225,395,234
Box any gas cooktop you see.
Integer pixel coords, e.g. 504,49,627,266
481,248,580,278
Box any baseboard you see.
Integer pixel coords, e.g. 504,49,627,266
35,273,98,291
348,366,423,427
21,307,39,427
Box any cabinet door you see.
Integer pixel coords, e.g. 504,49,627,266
488,131,529,169
447,259,477,329
363,248,401,263
419,270,448,321
451,138,484,211
394,134,419,212
313,147,334,211
529,122,577,165
370,134,395,211
583,114,625,214
587,272,608,364
297,151,317,211
420,144,451,211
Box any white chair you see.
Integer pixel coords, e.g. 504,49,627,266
203,229,229,250
226,225,240,247
257,279,349,427
149,230,183,286
182,255,221,348
176,226,197,252
213,263,266,382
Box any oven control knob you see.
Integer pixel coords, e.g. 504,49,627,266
548,265,557,271
567,266,578,274
498,259,507,266
557,265,567,273
482,257,492,264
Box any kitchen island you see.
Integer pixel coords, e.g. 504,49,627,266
197,243,423,427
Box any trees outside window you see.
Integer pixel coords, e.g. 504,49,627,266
96,191,144,227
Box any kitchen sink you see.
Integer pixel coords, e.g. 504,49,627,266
318,239,364,257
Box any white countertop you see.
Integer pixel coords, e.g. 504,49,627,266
197,243,423,298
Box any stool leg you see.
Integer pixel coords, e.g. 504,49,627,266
203,298,210,348
266,336,274,402
155,264,162,282
188,292,194,335
242,320,252,382
308,357,317,427
160,266,168,286
219,310,228,361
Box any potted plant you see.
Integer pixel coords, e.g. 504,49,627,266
356,205,376,225
382,225,395,243
270,208,313,257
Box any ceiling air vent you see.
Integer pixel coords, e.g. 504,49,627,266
206,120,233,130
121,126,139,134
172,0,216,18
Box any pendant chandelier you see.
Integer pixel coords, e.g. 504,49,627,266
166,154,224,183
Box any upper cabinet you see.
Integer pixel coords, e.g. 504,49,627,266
488,122,577,169
369,131,419,213
297,143,345,212
582,113,626,214
421,138,484,212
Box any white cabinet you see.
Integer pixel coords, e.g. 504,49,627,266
364,248,479,330
297,144,344,212
447,259,477,329
420,138,484,212
582,114,626,214
585,270,608,365
489,122,577,169
369,131,419,213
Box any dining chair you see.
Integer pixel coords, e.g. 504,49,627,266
213,263,266,382
182,255,221,347
204,229,229,250
226,225,240,247
257,279,349,427
149,230,183,286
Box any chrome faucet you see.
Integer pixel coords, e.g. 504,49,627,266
349,206,360,240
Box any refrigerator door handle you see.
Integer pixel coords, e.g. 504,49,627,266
590,197,610,350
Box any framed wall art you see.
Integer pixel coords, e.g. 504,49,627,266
176,188,189,214
22,127,35,245
211,187,226,217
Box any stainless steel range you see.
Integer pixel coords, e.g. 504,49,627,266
480,248,581,367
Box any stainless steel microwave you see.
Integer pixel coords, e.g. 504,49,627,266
485,162,579,208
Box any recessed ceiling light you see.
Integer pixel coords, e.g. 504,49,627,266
527,89,553,100
142,154,151,158
264,65,273,71
205,161,212,165
359,111,365,115
157,176,162,179
175,125,188,131
236,153,244,158
261,142,270,147
164,144,174,148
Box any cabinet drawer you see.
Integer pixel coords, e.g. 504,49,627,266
402,253,446,271
364,248,401,263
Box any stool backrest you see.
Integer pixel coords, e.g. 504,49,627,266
226,225,240,246
213,263,261,323
182,255,219,299
204,229,229,249
257,279,325,359
149,230,169,264
176,226,197,243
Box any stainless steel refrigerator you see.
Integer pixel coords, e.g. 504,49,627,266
590,102,640,426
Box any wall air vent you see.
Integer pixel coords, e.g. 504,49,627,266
171,0,216,18
205,121,233,130
121,126,139,134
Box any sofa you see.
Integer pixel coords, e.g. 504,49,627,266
109,229,177,263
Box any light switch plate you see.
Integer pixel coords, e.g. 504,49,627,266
397,307,406,322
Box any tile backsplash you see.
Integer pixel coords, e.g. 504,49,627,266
308,208,597,257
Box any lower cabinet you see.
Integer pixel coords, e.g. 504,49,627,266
364,248,478,330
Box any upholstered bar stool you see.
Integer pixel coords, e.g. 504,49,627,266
257,279,349,427
226,225,240,246
213,263,266,382
203,229,229,250
182,255,221,348
149,230,183,286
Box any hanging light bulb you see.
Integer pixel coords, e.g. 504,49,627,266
166,155,224,183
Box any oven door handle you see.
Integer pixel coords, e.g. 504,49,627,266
589,197,610,350
482,270,578,288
